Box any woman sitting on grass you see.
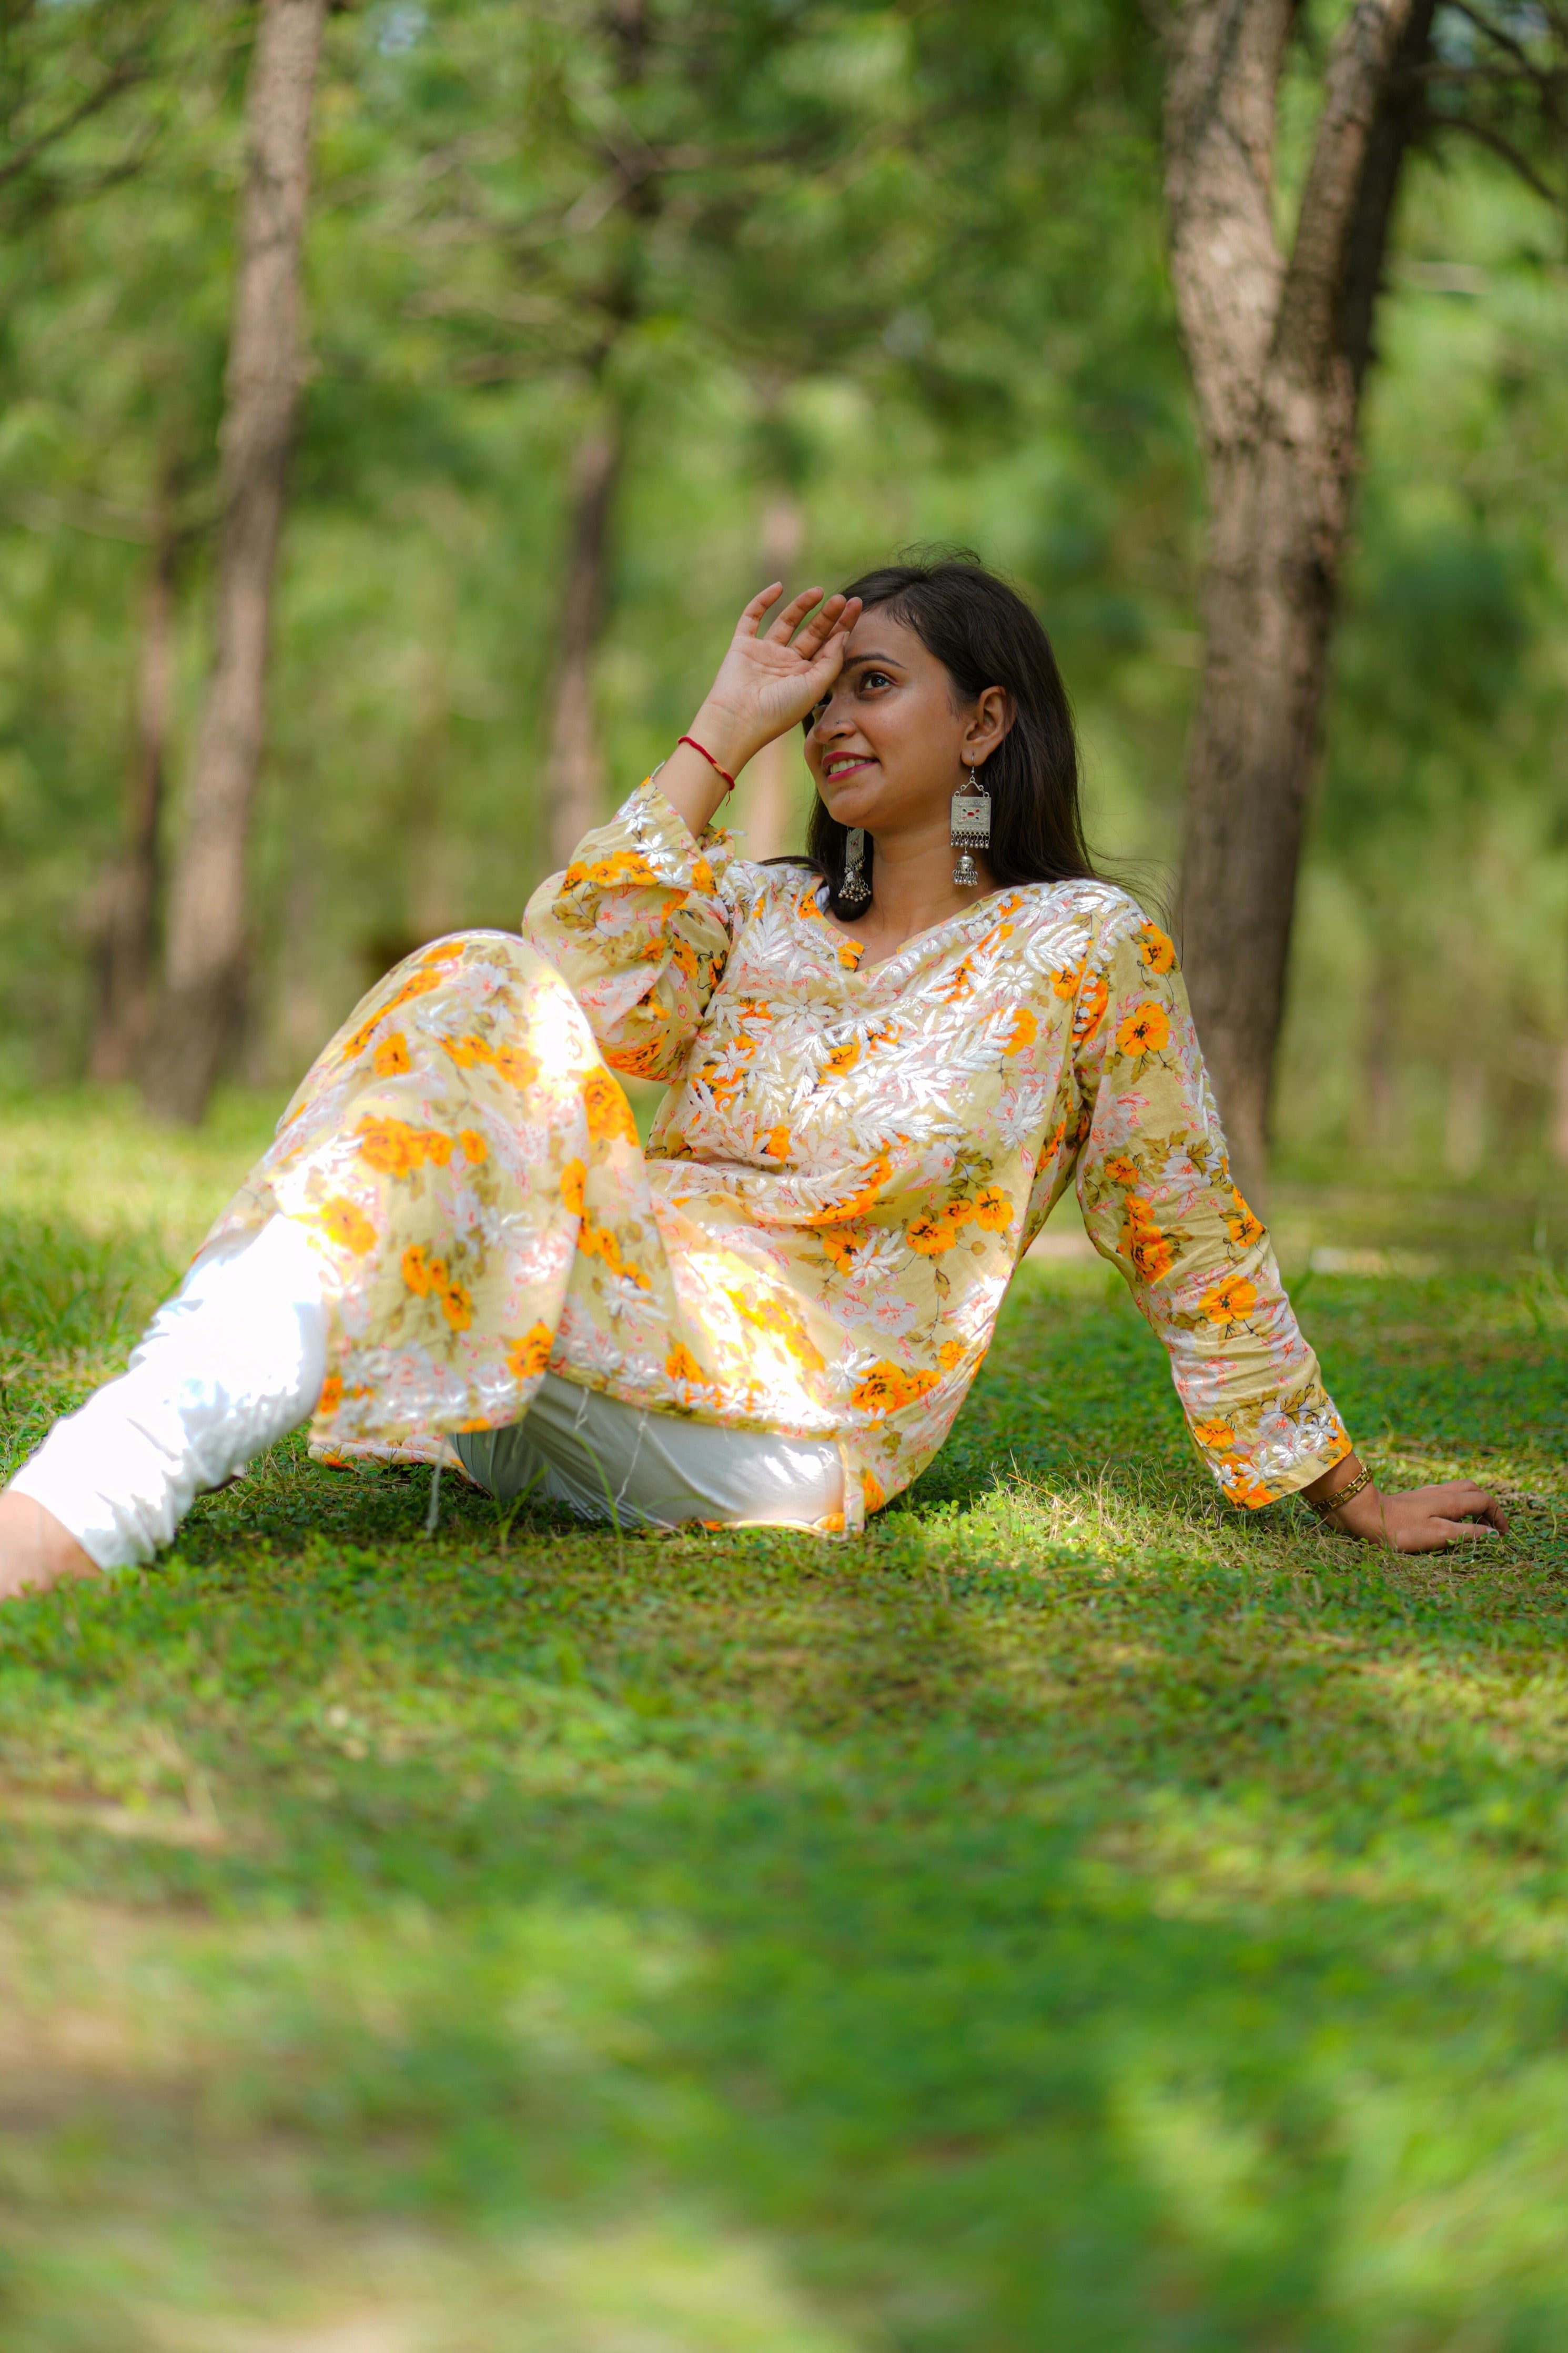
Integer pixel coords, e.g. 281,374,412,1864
0,556,1504,1595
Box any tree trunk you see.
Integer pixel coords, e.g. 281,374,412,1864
544,409,624,875
140,0,328,1124
1166,0,1436,1196
89,485,178,1082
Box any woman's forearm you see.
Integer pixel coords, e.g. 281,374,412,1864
657,699,767,842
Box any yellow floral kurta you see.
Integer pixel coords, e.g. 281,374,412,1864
204,777,1350,1533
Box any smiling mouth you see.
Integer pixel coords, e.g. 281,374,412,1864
823,755,877,780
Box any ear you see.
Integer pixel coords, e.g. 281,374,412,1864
962,687,1013,766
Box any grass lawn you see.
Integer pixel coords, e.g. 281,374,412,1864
3,1089,1568,2349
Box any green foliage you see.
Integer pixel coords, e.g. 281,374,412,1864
0,3,1563,1148
5,1100,1568,2342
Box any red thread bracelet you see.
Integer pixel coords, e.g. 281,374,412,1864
678,735,737,794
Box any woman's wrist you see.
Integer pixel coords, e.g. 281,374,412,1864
686,698,768,778
1302,1452,1387,1539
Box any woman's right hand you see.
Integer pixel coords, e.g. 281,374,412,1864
693,583,864,773
655,582,863,844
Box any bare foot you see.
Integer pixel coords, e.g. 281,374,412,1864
0,1490,102,1602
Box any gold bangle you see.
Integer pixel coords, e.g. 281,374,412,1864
1308,1462,1374,1518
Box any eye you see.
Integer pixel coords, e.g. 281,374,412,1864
858,669,893,692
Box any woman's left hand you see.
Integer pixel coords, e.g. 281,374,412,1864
1319,1476,1509,1551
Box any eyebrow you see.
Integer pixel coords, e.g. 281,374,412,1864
842,650,907,671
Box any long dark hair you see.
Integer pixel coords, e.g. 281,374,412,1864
796,551,1098,917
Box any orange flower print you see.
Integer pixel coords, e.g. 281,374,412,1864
1004,1006,1037,1055
837,939,863,970
440,1280,473,1332
691,856,717,894
972,1185,1012,1232
862,1469,886,1514
665,1342,708,1387
341,968,441,1059
582,1069,638,1144
1051,964,1081,1000
506,1323,553,1381
1218,1453,1274,1510
316,1198,377,1255
1137,921,1177,974
938,1338,966,1372
1128,1225,1174,1284
851,1362,938,1415
763,1126,791,1161
493,1043,541,1089
459,1129,488,1166
442,1033,494,1070
316,1372,344,1419
1104,1154,1140,1186
373,1032,411,1077
1073,970,1109,1043
1202,1274,1258,1329
942,1197,976,1227
1227,1189,1263,1250
1116,1002,1170,1059
823,1038,861,1080
357,1117,453,1175
402,1244,434,1296
819,1229,861,1271
356,1118,417,1176
1192,1416,1236,1451
908,1211,958,1255
851,1362,906,1415
559,1159,586,1218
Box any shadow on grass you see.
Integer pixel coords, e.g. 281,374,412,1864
6,1502,1568,2348
5,1247,1568,2342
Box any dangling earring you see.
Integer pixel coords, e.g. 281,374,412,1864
839,827,871,908
951,755,990,888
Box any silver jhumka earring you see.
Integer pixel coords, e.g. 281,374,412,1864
839,826,871,908
950,755,991,887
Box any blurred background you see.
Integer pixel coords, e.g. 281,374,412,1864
0,0,1563,1182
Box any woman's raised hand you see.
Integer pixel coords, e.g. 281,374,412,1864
691,584,864,775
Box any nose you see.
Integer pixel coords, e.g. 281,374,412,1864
810,686,853,741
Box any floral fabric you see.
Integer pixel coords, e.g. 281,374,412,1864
204,777,1350,1534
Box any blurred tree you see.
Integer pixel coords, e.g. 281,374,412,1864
1164,0,1568,1192
0,0,168,211
142,0,330,1124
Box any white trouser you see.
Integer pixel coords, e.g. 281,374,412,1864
8,1216,843,1572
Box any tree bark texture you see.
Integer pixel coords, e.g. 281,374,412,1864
1167,0,1436,1195
89,487,178,1083
544,410,624,875
140,0,327,1124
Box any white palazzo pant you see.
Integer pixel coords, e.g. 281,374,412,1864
7,1217,843,1573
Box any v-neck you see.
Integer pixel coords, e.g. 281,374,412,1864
814,880,1020,977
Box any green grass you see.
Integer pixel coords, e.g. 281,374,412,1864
3,1091,1568,2349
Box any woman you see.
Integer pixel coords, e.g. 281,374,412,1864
0,556,1504,1595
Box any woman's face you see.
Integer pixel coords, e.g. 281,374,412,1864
803,606,1009,837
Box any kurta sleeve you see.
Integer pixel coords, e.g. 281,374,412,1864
1069,901,1351,1508
522,776,740,1082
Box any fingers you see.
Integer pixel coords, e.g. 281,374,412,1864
735,583,785,638
1411,1480,1510,1537
795,592,862,658
760,586,826,644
